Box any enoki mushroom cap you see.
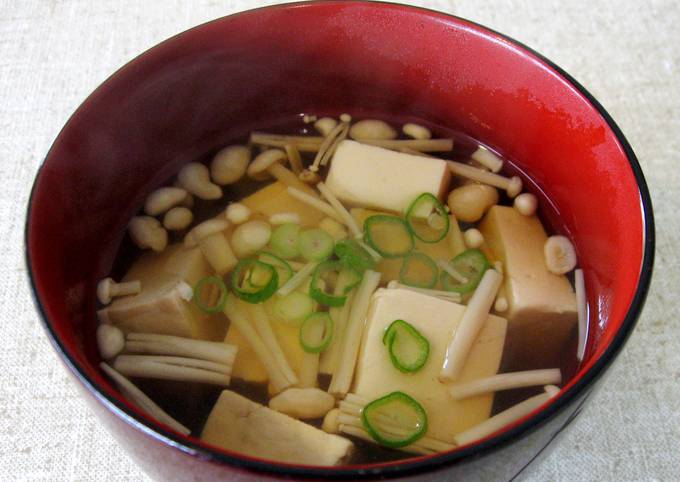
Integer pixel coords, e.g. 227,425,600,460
185,219,229,246
247,149,287,180
513,192,538,216
128,216,168,252
97,277,115,305
211,145,251,185
349,119,398,141
507,176,523,198
97,324,125,359
163,206,193,230
193,219,230,242
299,169,321,184
177,163,222,200
144,187,188,216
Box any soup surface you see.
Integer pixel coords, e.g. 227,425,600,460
96,113,584,466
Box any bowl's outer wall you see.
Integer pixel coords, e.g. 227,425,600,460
27,1,648,480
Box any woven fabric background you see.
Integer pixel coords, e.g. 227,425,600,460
1,1,677,480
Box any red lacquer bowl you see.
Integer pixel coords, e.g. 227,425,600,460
25,2,654,480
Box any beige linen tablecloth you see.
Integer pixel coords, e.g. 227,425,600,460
1,1,677,480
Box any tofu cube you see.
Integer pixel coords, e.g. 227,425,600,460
325,140,450,214
479,206,577,368
353,289,507,442
201,390,353,466
351,208,465,286
98,244,226,341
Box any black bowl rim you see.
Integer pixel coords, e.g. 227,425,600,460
24,1,655,479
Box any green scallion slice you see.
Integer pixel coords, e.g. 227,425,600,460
298,228,334,262
299,312,334,353
405,192,450,243
334,238,376,273
382,319,430,373
309,260,362,307
273,291,315,324
361,392,428,448
193,276,228,314
258,252,294,285
399,251,438,289
231,258,279,303
270,223,301,259
440,249,490,294
363,215,414,259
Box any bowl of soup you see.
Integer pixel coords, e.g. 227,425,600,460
25,1,654,480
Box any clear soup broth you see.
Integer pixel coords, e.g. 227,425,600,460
100,113,583,466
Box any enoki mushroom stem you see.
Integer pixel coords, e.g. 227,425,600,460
277,261,318,297
454,385,559,446
284,144,304,174
125,333,237,366
286,187,344,223
309,121,349,172
223,300,293,393
354,238,382,262
448,368,562,400
320,269,358,375
246,303,298,386
250,132,324,152
113,355,233,385
436,259,469,284
471,146,503,173
447,160,522,198
440,269,502,382
100,362,190,435
328,270,381,396
317,182,362,237
268,162,317,195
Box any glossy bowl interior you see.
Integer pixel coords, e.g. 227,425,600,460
26,1,653,479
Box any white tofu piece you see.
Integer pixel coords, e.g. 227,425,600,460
325,140,450,214
98,244,225,341
353,289,507,443
201,390,353,466
479,206,577,367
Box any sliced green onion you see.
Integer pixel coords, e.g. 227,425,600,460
298,228,334,261
361,391,428,448
299,312,334,353
334,238,376,273
270,223,301,259
399,252,438,289
273,291,315,324
309,260,362,307
440,249,490,294
363,215,414,259
258,252,294,285
382,320,430,373
231,258,279,303
405,192,449,243
339,266,363,291
193,276,228,314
